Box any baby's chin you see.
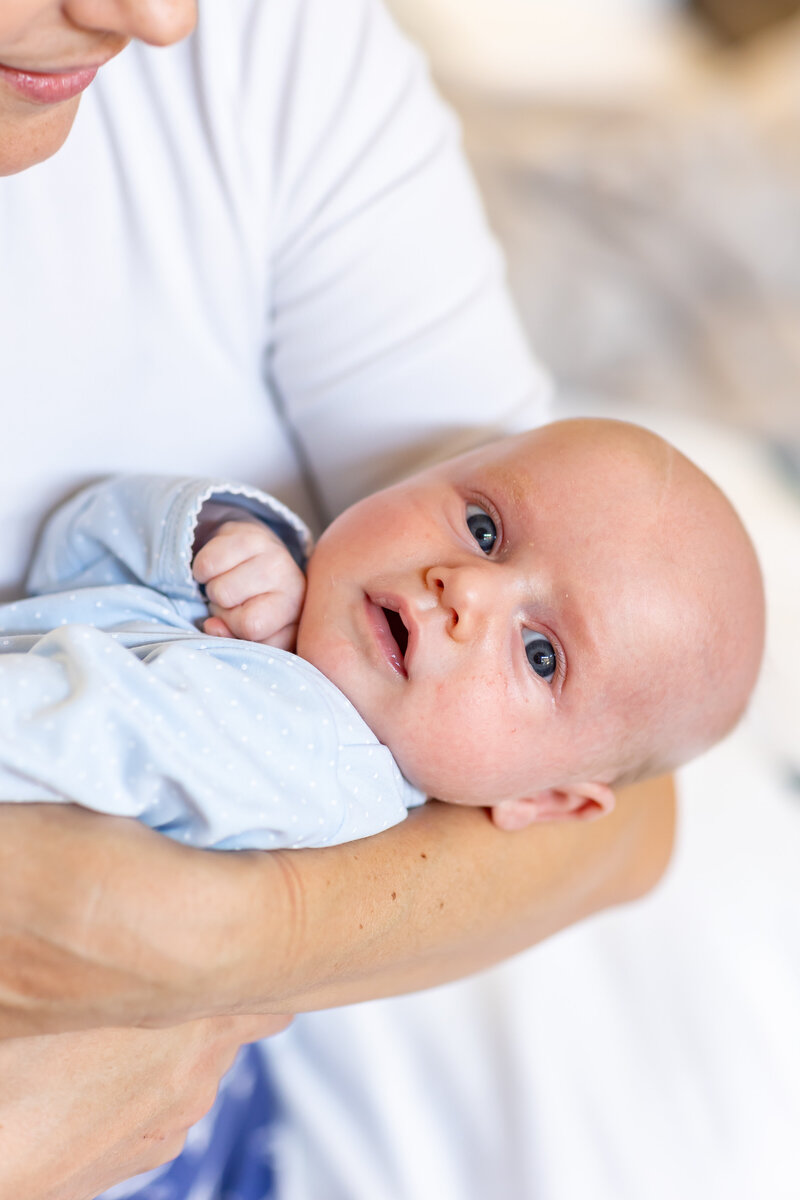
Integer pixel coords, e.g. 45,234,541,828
375,724,537,809
392,753,508,809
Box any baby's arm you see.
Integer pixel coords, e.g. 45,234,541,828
192,506,306,651
25,475,311,630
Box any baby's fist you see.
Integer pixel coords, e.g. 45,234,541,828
192,515,306,651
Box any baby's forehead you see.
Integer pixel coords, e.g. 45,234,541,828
462,427,675,520
461,423,660,479
444,424,742,608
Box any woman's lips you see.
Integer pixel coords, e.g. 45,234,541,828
364,597,408,678
0,64,99,105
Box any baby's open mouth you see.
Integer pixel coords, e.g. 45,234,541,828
382,606,409,661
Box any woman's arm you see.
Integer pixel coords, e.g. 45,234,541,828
0,776,674,1036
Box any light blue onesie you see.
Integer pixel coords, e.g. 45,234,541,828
0,475,423,848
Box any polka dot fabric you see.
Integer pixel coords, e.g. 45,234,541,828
0,475,423,849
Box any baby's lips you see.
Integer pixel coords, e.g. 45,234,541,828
364,594,410,678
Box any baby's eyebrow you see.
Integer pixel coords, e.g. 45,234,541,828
499,474,529,516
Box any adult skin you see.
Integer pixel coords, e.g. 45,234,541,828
0,2,676,1196
0,1014,292,1200
0,785,675,1036
0,788,674,1200
0,0,196,176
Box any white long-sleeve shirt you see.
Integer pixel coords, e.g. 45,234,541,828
0,0,548,601
0,3,549,1197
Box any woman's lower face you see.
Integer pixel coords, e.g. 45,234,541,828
0,0,197,175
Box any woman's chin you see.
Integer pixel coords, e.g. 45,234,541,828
0,95,80,176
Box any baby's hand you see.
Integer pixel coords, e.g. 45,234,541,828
192,514,306,651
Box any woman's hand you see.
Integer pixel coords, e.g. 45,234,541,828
0,1014,290,1200
0,803,285,1035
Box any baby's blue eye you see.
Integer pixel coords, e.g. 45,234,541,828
523,629,557,682
466,504,497,554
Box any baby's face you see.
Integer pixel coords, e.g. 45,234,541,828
297,422,685,825
297,420,763,828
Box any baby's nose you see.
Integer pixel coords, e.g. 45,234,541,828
424,564,492,638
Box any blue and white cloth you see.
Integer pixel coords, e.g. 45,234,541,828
0,475,423,848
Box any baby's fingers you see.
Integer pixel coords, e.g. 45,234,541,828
203,555,285,612
193,521,280,586
202,616,234,639
207,591,303,647
258,620,299,653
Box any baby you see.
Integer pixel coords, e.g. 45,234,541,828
0,419,764,846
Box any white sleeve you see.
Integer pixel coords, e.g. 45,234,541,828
261,0,550,518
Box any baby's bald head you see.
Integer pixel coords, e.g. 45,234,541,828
300,415,763,824
541,419,765,784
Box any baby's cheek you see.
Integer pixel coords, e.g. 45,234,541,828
397,687,511,804
298,611,348,677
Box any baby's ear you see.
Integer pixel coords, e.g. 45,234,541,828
491,780,615,832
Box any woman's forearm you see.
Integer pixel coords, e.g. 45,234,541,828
223,774,676,1013
0,778,674,1035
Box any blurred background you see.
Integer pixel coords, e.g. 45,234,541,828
273,4,800,1198
387,0,800,455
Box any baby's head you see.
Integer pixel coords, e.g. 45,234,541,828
297,419,764,829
